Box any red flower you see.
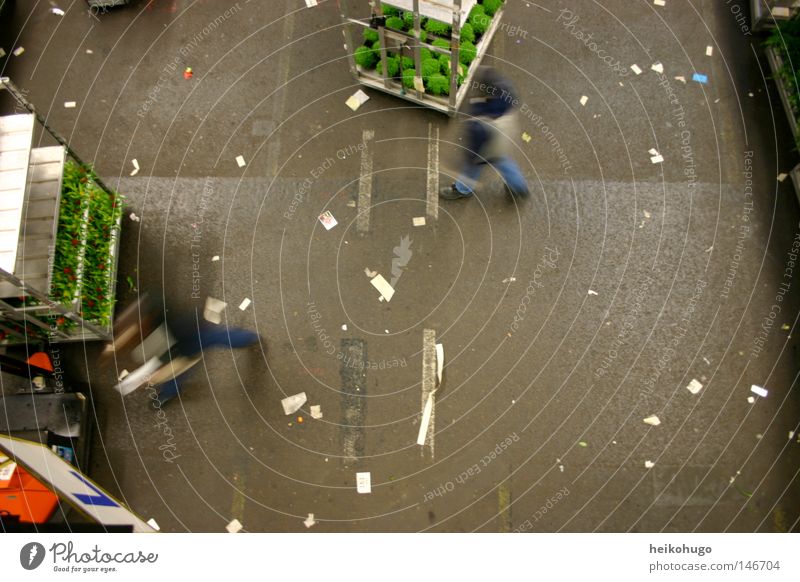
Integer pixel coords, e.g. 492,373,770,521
63,267,71,274
87,300,95,307
56,317,65,325
71,239,78,246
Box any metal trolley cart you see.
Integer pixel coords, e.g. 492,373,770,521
751,0,800,31
337,0,506,116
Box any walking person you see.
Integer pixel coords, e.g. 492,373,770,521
440,67,530,200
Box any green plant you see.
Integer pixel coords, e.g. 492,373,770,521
402,67,417,89
401,55,414,69
376,55,400,77
432,38,451,51
481,0,503,16
460,22,475,43
459,40,477,65
402,11,425,30
355,44,378,69
385,16,404,31
421,58,441,79
766,19,800,147
469,5,491,36
363,28,379,43
425,18,451,37
420,47,433,62
381,4,400,17
426,73,450,95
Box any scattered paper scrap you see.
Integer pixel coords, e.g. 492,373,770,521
588,289,598,296
33,376,46,389
414,76,425,93
238,297,251,311
51,7,65,16
226,519,243,533
203,296,227,324
790,430,796,440
346,89,370,111
64,101,76,108
86,49,93,54
750,385,768,398
580,95,588,106
705,45,713,56
118,369,130,380
643,415,661,426
558,464,564,472
304,513,316,528
129,212,140,222
502,277,517,284
692,73,708,84
417,393,435,445
643,210,652,219
774,6,791,17
282,392,307,416
630,64,642,75
305,0,318,6
651,154,664,164
521,132,532,143
686,378,703,395
748,92,754,97
651,62,664,74
649,148,660,156
211,255,220,262
13,47,25,57
0,48,4,58
310,405,323,419
436,343,444,385
675,75,686,83
654,0,665,5
183,67,193,79
147,518,161,531
356,471,371,494
645,460,655,468
318,210,338,230
235,155,246,168
341,324,348,331
778,173,788,182
413,216,426,227
370,274,395,302
781,323,791,330
578,441,588,448
130,158,140,176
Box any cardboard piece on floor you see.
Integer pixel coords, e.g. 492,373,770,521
282,392,307,415
356,472,371,494
204,297,227,324
370,274,395,302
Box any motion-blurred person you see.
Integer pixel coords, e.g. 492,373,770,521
440,67,529,200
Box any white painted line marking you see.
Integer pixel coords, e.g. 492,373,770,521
427,123,439,220
421,329,437,458
357,129,374,233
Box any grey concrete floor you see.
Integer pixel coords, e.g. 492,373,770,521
2,0,800,532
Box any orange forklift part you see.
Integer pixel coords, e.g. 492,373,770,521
0,464,59,523
26,352,54,373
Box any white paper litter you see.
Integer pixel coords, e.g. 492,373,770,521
645,460,655,468
414,76,425,93
146,518,160,531
643,210,652,219
318,211,338,230
130,158,140,176
225,519,243,533
64,101,76,108
502,277,517,284
86,49,93,54
13,47,25,57
686,379,703,394
33,376,46,389
203,297,227,324
211,255,220,261
778,173,788,182
417,393,435,445
630,64,642,75
790,430,796,440
674,75,687,83
706,45,713,56
774,6,791,17
0,48,4,58
580,95,588,106
346,89,370,111
304,513,316,528
521,132,532,143
750,385,768,398
238,298,251,311
651,62,664,74
305,0,318,6
370,274,395,302
643,415,661,426
588,289,598,296
651,154,664,164
654,0,665,5
281,392,307,415
747,396,755,404
364,267,377,278
235,155,246,167
356,472,371,494
129,213,140,222
649,148,660,156
310,405,323,419
435,343,444,385
413,216,426,227
118,369,130,381
341,324,347,331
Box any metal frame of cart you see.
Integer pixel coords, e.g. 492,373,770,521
337,0,505,116
0,78,120,343
751,0,800,31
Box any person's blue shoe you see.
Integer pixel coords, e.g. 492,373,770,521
440,184,472,200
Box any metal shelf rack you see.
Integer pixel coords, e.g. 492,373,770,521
751,0,800,31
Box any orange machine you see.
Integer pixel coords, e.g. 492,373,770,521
0,462,59,523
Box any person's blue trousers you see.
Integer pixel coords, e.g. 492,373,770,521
156,327,259,404
455,156,529,197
